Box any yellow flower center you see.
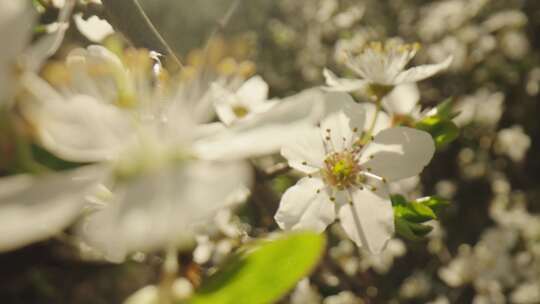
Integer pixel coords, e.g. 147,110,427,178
322,151,361,190
232,105,249,118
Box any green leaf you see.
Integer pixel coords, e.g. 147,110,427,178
415,117,459,149
187,232,326,304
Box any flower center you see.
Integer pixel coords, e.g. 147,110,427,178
232,105,249,118
322,151,362,190
391,114,415,127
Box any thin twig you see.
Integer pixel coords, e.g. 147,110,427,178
130,0,183,69
202,0,242,65
101,0,183,70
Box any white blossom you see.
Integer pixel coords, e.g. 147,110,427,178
324,40,452,97
495,125,531,162
275,93,435,253
212,75,277,126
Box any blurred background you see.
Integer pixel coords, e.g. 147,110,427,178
1,0,539,303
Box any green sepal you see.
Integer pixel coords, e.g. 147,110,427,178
392,195,436,223
395,218,434,241
416,196,450,215
434,97,460,120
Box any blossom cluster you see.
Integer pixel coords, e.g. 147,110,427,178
4,0,535,303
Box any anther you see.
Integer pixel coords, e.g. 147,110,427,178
330,197,336,202
367,168,372,172
316,189,321,194
369,155,374,159
308,174,313,178
301,161,307,165
353,127,358,132
326,129,331,133
325,136,330,141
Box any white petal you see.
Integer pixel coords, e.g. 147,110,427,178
281,127,325,174
388,175,420,195
74,14,114,43
0,165,106,252
382,83,420,115
321,91,365,125
80,160,251,259
66,45,126,103
0,0,35,101
360,127,435,181
21,0,75,72
357,102,391,135
337,187,394,253
211,83,238,126
236,75,269,103
195,88,326,160
194,122,226,140
320,111,356,152
28,94,135,162
323,68,367,92
248,99,278,115
275,177,335,232
394,56,453,84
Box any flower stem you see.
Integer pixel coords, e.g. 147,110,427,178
361,97,382,144
158,246,179,304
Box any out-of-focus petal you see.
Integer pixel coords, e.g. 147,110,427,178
382,83,420,115
323,68,367,92
195,88,326,160
394,56,453,84
79,160,251,261
0,0,35,102
28,93,135,162
0,165,106,252
236,75,269,103
357,102,392,135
